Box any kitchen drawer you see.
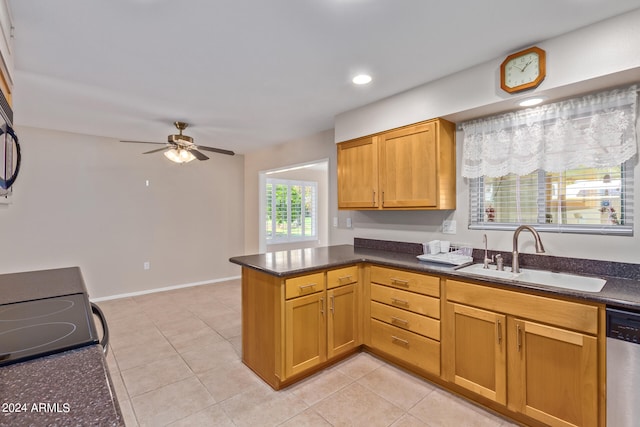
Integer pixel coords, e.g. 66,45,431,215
371,300,440,341
285,272,325,300
370,266,440,297
370,318,440,375
371,283,440,319
327,265,358,289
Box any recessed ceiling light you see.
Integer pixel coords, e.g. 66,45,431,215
352,74,372,85
519,97,545,107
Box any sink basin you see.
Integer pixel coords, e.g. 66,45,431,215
456,263,606,293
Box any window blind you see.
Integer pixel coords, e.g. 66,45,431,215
469,162,634,235
265,178,318,243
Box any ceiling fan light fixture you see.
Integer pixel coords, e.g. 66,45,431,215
164,148,196,164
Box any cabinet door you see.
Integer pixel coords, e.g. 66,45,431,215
379,121,437,208
337,136,378,209
327,284,358,358
284,292,327,378
508,319,598,427
444,302,507,405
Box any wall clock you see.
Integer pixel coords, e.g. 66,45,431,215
500,46,546,93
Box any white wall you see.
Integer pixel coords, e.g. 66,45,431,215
243,129,338,254
335,8,640,141
0,127,245,298
243,9,640,264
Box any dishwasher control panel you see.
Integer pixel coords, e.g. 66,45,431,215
607,308,640,343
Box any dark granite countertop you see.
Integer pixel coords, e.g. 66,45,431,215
230,243,640,311
0,267,124,427
0,345,123,427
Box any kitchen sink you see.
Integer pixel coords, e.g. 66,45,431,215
455,263,607,293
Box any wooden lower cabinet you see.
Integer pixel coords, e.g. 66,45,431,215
444,302,506,404
508,318,598,427
284,292,327,378
242,264,605,425
443,279,602,427
327,283,358,358
367,266,441,376
242,265,360,390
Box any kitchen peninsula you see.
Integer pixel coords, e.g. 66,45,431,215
230,239,640,427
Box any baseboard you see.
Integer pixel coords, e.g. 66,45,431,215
90,275,241,302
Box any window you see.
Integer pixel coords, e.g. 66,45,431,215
463,86,637,235
265,178,317,243
469,164,633,234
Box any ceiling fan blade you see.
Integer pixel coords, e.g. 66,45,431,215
143,147,169,154
197,145,235,156
121,140,165,145
190,149,210,161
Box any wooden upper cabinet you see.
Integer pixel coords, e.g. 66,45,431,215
337,136,378,209
379,121,438,208
337,118,455,210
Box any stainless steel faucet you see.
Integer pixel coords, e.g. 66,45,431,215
512,225,545,273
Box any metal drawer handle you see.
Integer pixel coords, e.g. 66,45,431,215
391,278,409,287
330,295,335,314
391,316,408,326
391,335,409,346
391,297,409,306
517,324,522,352
496,319,502,345
338,275,352,283
372,190,376,206
320,297,324,316
298,283,316,292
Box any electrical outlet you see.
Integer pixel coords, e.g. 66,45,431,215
443,220,457,234
346,217,352,228
143,261,150,270
333,217,338,227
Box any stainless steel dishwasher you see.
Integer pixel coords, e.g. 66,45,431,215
606,307,640,427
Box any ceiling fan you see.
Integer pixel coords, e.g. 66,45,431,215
121,121,235,163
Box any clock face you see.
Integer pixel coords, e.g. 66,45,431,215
500,46,546,93
505,53,540,88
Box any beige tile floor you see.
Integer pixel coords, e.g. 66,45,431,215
99,279,520,427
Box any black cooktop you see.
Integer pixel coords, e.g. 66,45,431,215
0,293,99,366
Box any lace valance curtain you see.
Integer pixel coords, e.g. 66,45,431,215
461,85,638,178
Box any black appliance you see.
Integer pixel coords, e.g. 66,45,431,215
0,293,108,366
0,87,19,197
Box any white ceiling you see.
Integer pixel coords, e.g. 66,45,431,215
9,0,640,154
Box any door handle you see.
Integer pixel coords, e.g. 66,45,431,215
517,324,522,352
